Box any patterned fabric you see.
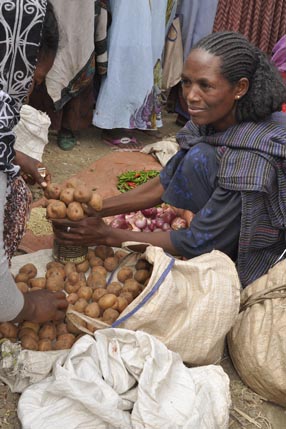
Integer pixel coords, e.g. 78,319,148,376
213,0,286,55
4,176,32,262
0,0,46,257
176,119,286,287
272,35,286,73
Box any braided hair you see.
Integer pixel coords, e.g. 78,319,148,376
193,31,286,122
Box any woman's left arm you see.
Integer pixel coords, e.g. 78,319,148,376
14,150,51,188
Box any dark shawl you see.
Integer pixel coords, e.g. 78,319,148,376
177,119,286,287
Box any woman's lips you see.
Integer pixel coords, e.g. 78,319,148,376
188,107,206,116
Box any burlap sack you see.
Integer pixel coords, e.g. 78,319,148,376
68,246,241,366
228,259,286,407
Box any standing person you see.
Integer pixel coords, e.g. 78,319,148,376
53,31,286,288
29,0,109,151
0,0,68,323
92,0,177,149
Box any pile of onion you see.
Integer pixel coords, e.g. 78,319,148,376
107,205,187,232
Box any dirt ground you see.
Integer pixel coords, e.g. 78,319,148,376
1,111,286,428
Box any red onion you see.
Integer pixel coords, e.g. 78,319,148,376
110,218,129,229
155,218,165,229
171,217,187,230
141,207,158,218
134,213,147,229
162,222,171,231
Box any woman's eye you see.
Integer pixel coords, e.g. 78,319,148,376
181,78,191,87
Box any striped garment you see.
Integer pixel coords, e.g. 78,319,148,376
177,119,286,287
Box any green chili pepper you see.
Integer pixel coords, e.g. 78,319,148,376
117,169,160,192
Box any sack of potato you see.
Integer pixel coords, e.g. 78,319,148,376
9,244,240,365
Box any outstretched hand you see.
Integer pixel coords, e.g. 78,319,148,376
52,216,109,247
14,150,51,188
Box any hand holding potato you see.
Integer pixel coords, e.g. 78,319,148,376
12,290,68,324
52,216,110,247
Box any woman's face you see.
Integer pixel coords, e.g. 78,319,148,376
181,49,245,131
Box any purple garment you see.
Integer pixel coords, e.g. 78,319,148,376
271,35,286,72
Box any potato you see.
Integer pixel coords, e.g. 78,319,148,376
104,256,119,272
78,272,87,287
135,258,152,271
44,183,62,199
65,282,80,294
60,187,74,205
66,316,86,335
98,293,117,310
66,271,80,285
46,267,66,280
102,308,119,324
86,323,97,333
115,296,129,313
87,272,106,289
66,201,85,221
74,298,88,313
65,177,84,189
106,282,122,296
53,336,74,350
66,292,79,304
77,286,93,301
46,276,65,292
134,269,150,285
0,322,18,338
15,273,30,283
87,248,95,260
46,261,64,271
122,279,141,298
76,259,90,273
38,323,57,341
64,262,77,276
89,256,104,267
21,335,38,351
29,277,46,289
114,249,128,261
92,288,108,302
117,267,133,283
19,263,37,279
47,200,67,219
91,266,107,276
88,192,103,211
21,321,40,333
38,339,52,351
73,185,92,203
56,322,69,336
16,282,29,293
84,302,100,318
119,291,134,304
94,245,114,260
18,328,38,341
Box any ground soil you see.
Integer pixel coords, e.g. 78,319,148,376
1,111,286,428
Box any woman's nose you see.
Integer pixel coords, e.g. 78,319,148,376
183,84,200,102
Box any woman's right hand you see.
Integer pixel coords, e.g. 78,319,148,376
12,290,68,324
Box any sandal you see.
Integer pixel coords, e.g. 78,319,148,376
102,136,143,151
57,129,77,151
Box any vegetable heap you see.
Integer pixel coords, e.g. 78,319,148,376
117,170,160,193
108,205,188,232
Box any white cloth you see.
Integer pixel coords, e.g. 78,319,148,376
46,0,95,104
18,329,231,429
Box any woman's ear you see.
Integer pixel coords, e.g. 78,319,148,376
235,77,249,98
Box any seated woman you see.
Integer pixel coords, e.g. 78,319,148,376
0,0,68,323
53,31,286,288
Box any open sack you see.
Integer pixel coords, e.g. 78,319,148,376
68,245,241,366
228,258,286,407
17,329,231,429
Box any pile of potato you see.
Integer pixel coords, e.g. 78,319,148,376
5,245,153,351
44,178,103,220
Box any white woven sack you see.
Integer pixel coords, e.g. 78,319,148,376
69,246,241,366
227,259,286,407
14,105,51,161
